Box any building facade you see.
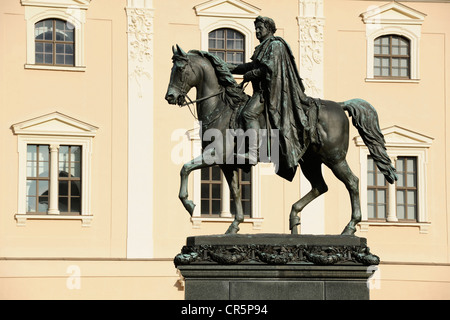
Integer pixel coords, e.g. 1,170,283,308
0,0,449,299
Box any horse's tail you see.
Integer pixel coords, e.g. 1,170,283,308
340,98,398,184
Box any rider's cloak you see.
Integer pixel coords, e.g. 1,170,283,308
251,36,311,181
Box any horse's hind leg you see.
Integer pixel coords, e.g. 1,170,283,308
290,158,328,234
221,166,243,234
329,159,361,235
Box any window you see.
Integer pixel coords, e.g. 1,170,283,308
23,0,89,71
12,112,97,226
357,126,433,233
208,28,244,64
195,0,259,64
35,19,75,66
26,144,82,215
396,157,417,221
374,35,410,79
360,2,425,82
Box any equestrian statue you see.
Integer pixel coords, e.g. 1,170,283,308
165,16,397,236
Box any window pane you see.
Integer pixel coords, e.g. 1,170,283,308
201,200,209,214
407,205,416,220
70,197,81,213
368,172,375,186
59,196,68,212
407,190,416,205
27,180,37,196
38,161,49,177
397,204,405,219
397,190,405,205
377,204,386,218
400,45,408,55
39,145,49,161
38,180,49,196
377,190,385,203
27,145,37,161
377,172,386,186
71,182,81,196
201,167,209,180
38,198,49,213
44,53,53,64
367,189,375,203
27,162,37,177
368,204,375,219
59,180,69,196
56,43,64,53
27,196,36,213
211,200,220,214
36,53,44,64
201,184,209,198
211,166,221,181
242,184,251,200
407,173,416,187
211,183,220,199
36,42,44,53
56,54,65,65
243,201,251,215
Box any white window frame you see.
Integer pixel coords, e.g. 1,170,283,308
22,0,90,71
356,126,433,233
360,1,426,83
195,0,260,65
12,112,97,226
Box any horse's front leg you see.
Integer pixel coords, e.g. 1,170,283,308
179,154,212,216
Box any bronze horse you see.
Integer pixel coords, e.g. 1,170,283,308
165,45,397,235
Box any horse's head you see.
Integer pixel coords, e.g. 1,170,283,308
165,45,196,106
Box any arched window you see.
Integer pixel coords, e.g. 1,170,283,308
208,28,244,64
35,19,75,66
374,35,410,79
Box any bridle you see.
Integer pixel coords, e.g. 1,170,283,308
171,55,224,119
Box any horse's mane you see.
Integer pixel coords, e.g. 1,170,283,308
188,50,248,108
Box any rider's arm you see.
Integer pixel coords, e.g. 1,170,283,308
227,62,254,74
243,66,267,82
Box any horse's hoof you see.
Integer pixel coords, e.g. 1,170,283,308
183,201,196,217
341,225,356,235
225,225,239,234
289,216,301,230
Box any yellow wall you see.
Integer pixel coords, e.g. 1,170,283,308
0,0,449,300
0,0,129,258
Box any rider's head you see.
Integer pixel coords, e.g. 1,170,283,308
254,16,277,35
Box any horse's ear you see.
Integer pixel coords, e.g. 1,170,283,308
176,44,187,57
172,45,177,56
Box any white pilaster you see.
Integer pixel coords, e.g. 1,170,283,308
48,144,60,215
298,0,325,234
126,0,155,258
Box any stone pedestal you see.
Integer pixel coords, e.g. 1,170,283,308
175,234,379,300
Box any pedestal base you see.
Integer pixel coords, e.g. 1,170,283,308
179,264,372,300
175,234,379,300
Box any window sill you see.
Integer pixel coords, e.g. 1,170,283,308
359,221,430,233
191,216,263,230
24,64,86,72
365,78,419,83
15,214,93,227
